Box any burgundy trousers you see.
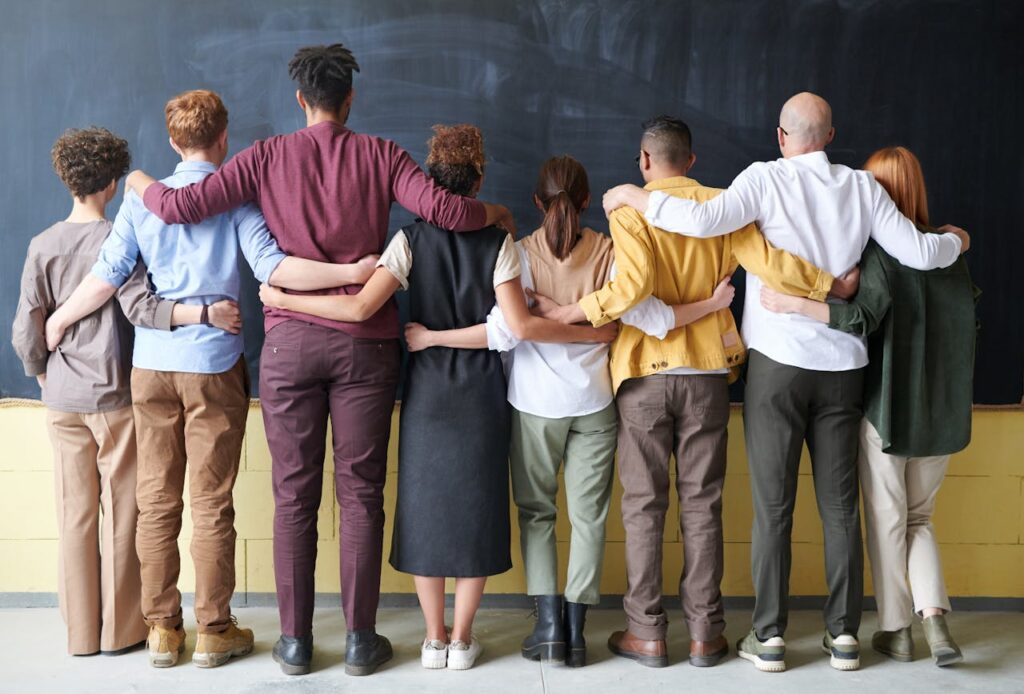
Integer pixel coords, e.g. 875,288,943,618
259,320,400,637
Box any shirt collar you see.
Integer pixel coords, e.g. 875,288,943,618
644,175,699,191
173,160,218,174
786,150,831,166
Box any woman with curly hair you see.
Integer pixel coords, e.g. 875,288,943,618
260,124,615,670
760,146,977,667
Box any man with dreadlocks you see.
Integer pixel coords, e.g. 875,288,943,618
127,43,514,677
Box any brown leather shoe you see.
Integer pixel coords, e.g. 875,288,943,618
689,634,729,667
607,630,668,668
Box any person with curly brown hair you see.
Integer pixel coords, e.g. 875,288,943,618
259,124,616,671
11,126,237,657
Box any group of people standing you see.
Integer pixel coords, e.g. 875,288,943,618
12,41,976,678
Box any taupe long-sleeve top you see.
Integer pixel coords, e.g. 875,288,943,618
12,220,175,413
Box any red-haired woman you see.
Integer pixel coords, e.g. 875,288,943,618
260,127,614,671
760,146,976,667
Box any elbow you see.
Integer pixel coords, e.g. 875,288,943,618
507,315,532,341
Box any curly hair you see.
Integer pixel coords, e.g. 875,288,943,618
165,90,228,151
288,43,360,113
51,127,131,199
425,124,484,197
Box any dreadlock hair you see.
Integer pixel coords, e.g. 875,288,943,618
425,124,485,197
288,43,360,113
535,155,589,260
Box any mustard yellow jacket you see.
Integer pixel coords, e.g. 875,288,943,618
579,176,833,392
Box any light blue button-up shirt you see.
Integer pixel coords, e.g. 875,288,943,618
92,161,286,374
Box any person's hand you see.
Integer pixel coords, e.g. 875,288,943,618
525,287,564,319
760,286,803,314
495,206,517,236
45,311,68,351
208,299,242,334
590,321,619,344
351,254,380,285
829,266,860,300
939,224,970,254
35,373,46,389
403,322,435,352
709,276,736,311
602,184,648,217
125,170,155,197
258,283,289,310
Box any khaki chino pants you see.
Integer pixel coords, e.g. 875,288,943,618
615,374,729,642
46,406,148,655
859,419,952,631
132,358,248,634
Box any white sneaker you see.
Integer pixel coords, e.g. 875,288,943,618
421,638,448,669
447,638,482,670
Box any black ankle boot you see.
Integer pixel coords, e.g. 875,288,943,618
521,595,566,661
564,601,588,667
273,634,313,675
344,629,392,676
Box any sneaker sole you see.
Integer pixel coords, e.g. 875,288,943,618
521,641,567,662
737,649,786,672
822,643,860,671
447,652,480,671
193,643,254,669
272,649,311,675
421,652,447,670
149,642,185,668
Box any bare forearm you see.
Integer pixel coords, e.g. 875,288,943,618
424,324,488,349
53,274,118,329
671,298,719,328
792,297,831,323
269,257,360,291
171,304,202,326
518,315,603,343
275,293,370,322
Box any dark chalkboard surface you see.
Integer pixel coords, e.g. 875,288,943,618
1,0,1021,403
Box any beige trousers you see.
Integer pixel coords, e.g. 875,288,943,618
46,406,147,655
859,419,952,631
132,359,248,634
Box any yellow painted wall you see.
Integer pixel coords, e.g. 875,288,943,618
1,400,1021,598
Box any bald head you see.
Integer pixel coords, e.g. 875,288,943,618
779,92,833,153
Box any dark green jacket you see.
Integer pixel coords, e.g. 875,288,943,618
829,238,978,457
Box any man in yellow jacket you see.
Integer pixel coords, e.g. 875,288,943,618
535,116,851,669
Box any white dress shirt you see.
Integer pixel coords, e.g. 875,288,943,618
485,244,681,418
644,151,963,371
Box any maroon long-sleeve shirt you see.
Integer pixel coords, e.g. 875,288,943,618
142,121,487,338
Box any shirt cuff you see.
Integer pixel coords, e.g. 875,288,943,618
23,358,47,377
643,190,670,227
255,253,288,284
91,264,129,289
810,270,834,301
153,300,176,331
578,292,609,327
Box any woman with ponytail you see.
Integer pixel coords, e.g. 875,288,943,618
406,155,683,667
260,128,615,672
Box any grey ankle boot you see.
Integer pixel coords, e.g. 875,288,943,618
871,627,913,662
922,615,963,667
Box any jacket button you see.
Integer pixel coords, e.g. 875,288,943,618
651,363,657,369
660,361,668,367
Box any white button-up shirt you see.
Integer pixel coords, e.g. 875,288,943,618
485,244,681,418
644,151,963,371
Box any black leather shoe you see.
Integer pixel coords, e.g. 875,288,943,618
521,595,566,661
273,634,313,675
564,601,588,667
344,629,393,676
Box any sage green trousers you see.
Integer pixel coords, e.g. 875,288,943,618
510,404,617,605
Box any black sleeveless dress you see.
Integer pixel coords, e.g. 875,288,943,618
389,221,512,577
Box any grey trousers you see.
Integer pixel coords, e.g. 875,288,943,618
616,374,730,642
743,350,865,640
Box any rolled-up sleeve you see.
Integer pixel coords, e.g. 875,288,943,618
234,203,286,283
92,195,143,289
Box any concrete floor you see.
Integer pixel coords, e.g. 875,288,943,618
3,607,1022,693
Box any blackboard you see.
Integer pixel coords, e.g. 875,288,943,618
2,0,1021,403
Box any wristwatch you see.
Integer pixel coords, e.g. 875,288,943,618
200,304,211,326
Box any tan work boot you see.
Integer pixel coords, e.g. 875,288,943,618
148,624,186,668
193,618,255,668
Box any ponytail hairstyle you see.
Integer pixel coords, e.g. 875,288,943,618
534,155,589,260
863,146,930,229
425,124,485,197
